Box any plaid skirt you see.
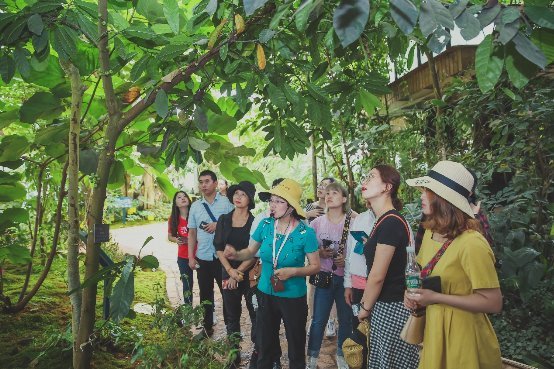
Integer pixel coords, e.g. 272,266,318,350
369,301,419,369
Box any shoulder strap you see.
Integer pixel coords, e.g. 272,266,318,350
336,212,352,256
420,239,453,278
370,213,411,246
202,202,217,222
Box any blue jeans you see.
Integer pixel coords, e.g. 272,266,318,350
307,274,352,357
177,257,193,305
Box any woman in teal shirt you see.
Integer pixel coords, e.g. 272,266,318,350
224,178,320,369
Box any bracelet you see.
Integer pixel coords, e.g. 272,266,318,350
359,303,371,312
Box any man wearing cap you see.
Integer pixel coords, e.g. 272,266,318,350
224,178,320,369
188,169,234,337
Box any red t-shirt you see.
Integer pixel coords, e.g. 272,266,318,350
168,216,196,259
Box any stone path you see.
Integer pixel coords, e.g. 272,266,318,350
111,222,338,369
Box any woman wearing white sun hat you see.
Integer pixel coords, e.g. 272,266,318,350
404,160,503,369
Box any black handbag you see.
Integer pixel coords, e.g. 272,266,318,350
309,271,332,288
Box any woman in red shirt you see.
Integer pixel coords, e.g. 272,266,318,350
168,191,195,304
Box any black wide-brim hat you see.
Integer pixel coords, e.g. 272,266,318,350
227,181,256,209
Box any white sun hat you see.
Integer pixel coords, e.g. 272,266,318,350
406,161,475,218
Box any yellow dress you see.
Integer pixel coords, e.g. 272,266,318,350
417,230,502,369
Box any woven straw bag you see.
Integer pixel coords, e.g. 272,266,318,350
342,320,370,369
502,358,538,369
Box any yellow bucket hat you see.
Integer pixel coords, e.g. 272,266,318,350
258,178,306,219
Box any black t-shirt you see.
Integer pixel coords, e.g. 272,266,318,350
216,220,253,279
363,209,409,302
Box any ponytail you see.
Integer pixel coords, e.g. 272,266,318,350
392,196,403,211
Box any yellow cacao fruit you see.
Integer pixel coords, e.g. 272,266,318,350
257,44,266,70
207,18,228,50
235,14,245,34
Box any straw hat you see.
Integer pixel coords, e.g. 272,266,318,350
227,181,256,209
406,161,475,218
258,178,306,219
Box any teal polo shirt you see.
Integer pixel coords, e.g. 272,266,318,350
251,217,318,298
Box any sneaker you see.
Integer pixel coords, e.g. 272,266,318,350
336,354,349,369
271,360,282,369
248,350,258,369
325,320,336,337
306,356,317,369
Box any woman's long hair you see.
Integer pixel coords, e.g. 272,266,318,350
170,191,192,237
422,189,482,239
374,164,403,211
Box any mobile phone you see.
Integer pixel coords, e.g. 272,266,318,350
199,221,208,230
322,239,333,248
352,303,361,316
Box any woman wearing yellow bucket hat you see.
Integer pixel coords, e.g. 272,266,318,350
404,161,503,369
224,178,320,369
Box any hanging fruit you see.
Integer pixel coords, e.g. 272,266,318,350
208,18,228,50
257,43,266,70
235,14,245,34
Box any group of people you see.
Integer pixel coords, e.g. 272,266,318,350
167,161,503,369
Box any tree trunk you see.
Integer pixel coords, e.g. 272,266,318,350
61,60,85,347
310,134,318,200
424,50,446,160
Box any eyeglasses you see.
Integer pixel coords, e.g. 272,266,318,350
361,172,375,183
233,192,248,198
269,197,287,205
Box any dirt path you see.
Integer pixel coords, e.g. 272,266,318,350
111,222,338,369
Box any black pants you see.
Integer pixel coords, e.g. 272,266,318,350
351,287,365,331
256,292,307,369
222,278,258,349
197,257,224,329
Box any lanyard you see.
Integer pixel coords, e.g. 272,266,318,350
272,219,293,269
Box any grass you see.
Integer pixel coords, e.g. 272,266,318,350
0,255,167,369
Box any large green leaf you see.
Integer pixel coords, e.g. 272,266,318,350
27,14,44,35
155,173,178,198
19,92,63,123
51,25,79,61
123,25,169,47
244,0,269,16
531,28,554,64
158,44,187,61
267,83,287,109
448,0,469,20
419,0,454,37
0,244,32,264
477,4,500,27
251,169,269,189
154,89,169,118
389,0,418,35
427,27,451,53
207,112,237,135
0,54,16,84
110,256,135,323
138,255,159,270
455,10,481,41
0,135,30,162
358,89,381,116
189,137,210,151
505,45,536,89
0,207,29,230
0,182,26,202
475,35,503,93
497,18,519,45
232,166,259,183
512,32,547,69
525,5,554,29
163,0,180,34
14,46,31,79
34,122,69,145
333,0,370,48
79,149,99,176
24,55,65,89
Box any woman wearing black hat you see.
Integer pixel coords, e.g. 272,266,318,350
215,180,259,368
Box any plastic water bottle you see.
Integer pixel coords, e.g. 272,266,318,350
252,294,258,311
405,246,421,296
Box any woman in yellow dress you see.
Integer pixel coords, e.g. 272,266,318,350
405,161,503,369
